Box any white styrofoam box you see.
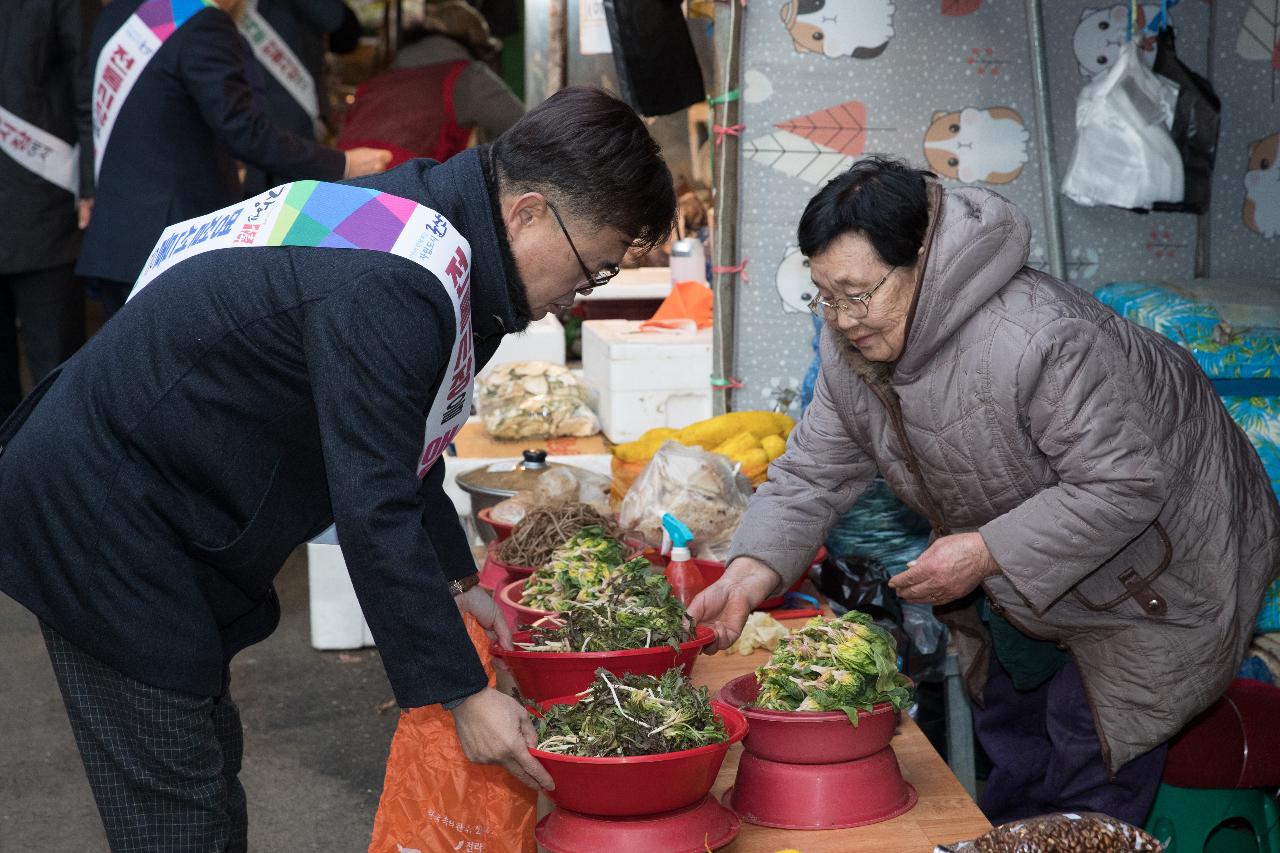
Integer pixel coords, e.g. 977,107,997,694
576,266,672,301
477,314,565,377
307,526,375,650
581,320,712,442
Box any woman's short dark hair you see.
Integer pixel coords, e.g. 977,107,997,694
493,87,675,252
797,156,934,267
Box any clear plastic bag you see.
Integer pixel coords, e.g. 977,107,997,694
490,468,613,525
478,362,601,439
935,812,1163,852
1061,40,1184,210
618,441,751,551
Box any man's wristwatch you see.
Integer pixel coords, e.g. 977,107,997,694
449,573,480,597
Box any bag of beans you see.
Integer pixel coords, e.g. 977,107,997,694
935,812,1163,853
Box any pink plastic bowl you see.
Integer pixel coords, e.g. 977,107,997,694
497,578,556,631
716,672,899,764
531,697,747,817
493,626,716,702
727,748,917,830
478,543,535,591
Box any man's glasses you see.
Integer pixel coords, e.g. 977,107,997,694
546,200,621,294
808,266,897,319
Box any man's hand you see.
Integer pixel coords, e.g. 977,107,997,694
77,199,93,230
687,556,780,653
451,688,555,791
889,531,1000,606
343,147,393,178
455,585,511,650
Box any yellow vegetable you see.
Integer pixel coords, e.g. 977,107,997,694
762,434,786,460
677,411,795,448
612,427,679,462
711,431,762,459
740,448,769,468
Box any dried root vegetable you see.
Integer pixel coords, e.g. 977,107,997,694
497,505,622,567
754,610,913,725
534,668,726,757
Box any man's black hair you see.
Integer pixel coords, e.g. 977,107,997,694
797,156,935,267
493,87,676,253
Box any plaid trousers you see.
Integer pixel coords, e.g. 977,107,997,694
41,623,247,852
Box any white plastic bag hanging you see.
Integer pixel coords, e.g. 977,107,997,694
1061,40,1184,210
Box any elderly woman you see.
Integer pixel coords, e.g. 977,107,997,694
690,157,1280,825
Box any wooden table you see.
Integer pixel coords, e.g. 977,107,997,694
693,649,992,852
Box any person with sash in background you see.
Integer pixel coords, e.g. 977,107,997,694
0,87,675,851
75,0,392,320
238,0,362,195
0,0,98,422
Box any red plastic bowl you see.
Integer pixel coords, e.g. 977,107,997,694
478,542,535,591
476,506,515,541
727,748,917,830
497,578,557,631
493,626,716,702
535,795,739,852
531,698,748,817
716,673,899,764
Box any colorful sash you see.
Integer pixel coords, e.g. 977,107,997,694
131,181,475,479
92,0,217,179
238,1,320,121
0,106,78,194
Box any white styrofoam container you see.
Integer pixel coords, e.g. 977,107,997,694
306,527,375,650
581,320,712,442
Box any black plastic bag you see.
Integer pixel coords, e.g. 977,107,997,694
602,0,706,117
1151,26,1221,214
817,555,948,684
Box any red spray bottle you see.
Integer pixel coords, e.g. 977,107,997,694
661,513,705,606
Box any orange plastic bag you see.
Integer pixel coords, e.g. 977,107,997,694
368,615,537,853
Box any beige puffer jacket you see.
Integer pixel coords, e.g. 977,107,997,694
728,184,1280,773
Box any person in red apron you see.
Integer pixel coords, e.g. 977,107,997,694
0,0,98,422
336,0,524,168
0,86,675,851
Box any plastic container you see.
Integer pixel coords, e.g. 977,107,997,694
646,545,827,610
726,748,917,830
478,542,536,591
536,795,739,853
716,673,899,764
496,578,557,632
660,514,705,606
581,320,713,443
493,626,716,702
531,697,747,817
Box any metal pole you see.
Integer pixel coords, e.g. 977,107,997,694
1195,4,1217,278
1025,0,1067,281
710,0,743,415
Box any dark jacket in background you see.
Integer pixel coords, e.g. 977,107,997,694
0,148,531,707
241,0,346,196
0,0,97,274
76,0,345,285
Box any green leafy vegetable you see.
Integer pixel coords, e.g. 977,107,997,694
522,526,638,611
517,571,694,653
534,668,727,757
754,610,913,725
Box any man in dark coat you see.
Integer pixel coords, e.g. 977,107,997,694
75,0,390,317
0,87,675,850
0,0,97,421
